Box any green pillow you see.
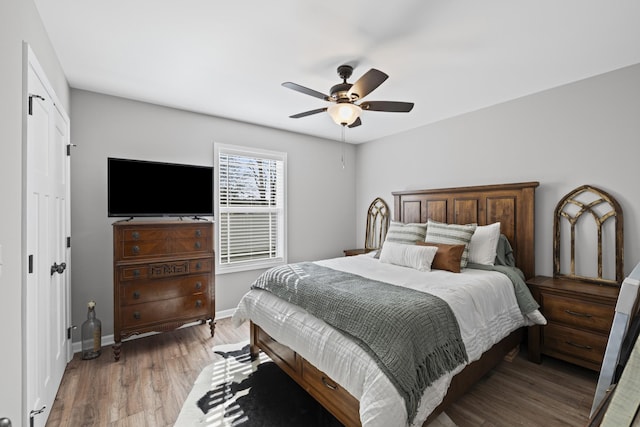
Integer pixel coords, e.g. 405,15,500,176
425,219,477,268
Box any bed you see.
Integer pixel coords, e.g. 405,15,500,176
232,181,542,427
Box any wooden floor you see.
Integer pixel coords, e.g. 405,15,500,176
47,318,598,427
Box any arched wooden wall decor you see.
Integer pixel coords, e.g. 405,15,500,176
365,197,390,251
553,185,624,285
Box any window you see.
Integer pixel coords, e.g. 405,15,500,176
215,144,287,273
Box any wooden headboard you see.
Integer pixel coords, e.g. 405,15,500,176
393,182,539,279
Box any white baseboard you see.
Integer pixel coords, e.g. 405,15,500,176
72,309,236,354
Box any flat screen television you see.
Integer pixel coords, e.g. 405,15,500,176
108,157,214,218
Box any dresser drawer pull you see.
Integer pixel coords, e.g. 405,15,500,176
133,311,141,320
195,282,202,290
133,291,141,299
321,376,338,391
132,245,140,254
195,241,202,249
566,341,593,350
133,269,140,277
195,300,203,308
195,262,202,270
195,230,202,237
132,231,140,240
564,310,593,318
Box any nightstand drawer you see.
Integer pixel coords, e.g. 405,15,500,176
543,323,608,365
542,293,614,333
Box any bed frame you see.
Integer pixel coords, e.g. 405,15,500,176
250,181,539,426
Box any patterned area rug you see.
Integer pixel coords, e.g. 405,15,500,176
175,340,458,427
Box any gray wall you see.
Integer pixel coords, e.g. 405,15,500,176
70,89,357,338
0,0,70,423
355,63,640,278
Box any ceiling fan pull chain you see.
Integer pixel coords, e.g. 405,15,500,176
341,125,346,169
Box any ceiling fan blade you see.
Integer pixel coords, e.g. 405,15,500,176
282,82,329,101
360,101,414,112
348,117,362,128
289,107,328,119
347,69,388,100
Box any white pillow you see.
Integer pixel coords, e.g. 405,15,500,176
468,222,501,265
379,241,438,272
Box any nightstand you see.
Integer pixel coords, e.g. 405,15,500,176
526,275,619,371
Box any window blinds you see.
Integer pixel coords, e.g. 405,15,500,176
218,149,285,269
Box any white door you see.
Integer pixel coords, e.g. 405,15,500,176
24,45,71,427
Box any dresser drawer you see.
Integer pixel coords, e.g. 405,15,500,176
120,274,209,305
543,323,608,366
120,295,210,328
542,293,614,334
118,259,212,281
116,225,212,259
121,225,211,242
301,359,359,418
119,238,210,259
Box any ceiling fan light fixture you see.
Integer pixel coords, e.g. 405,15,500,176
327,103,362,126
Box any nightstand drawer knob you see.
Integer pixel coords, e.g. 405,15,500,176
194,241,201,249
132,231,140,240
564,309,592,318
133,291,140,299
195,300,203,308
132,245,140,254
133,311,141,320
195,282,202,290
195,230,202,237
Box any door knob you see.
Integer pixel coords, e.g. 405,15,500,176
50,262,66,276
0,417,12,427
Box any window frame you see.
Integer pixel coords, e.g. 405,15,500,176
214,143,287,274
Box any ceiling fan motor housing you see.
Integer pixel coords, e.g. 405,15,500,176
330,82,357,102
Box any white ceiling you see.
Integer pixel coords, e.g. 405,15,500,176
34,0,640,144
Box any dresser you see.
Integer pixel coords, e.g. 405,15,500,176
526,276,619,371
112,220,215,361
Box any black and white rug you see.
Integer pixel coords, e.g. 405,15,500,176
175,340,457,427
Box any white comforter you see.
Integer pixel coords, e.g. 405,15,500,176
232,253,545,427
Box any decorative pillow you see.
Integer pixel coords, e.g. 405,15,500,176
425,219,477,268
384,221,428,245
379,241,438,272
468,222,501,266
416,242,465,273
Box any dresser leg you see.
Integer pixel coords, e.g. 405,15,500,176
113,342,121,361
209,319,216,337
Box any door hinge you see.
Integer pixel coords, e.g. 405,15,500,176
28,255,34,274
67,325,77,340
67,236,71,248
28,94,45,116
66,144,76,156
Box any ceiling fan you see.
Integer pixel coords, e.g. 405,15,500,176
282,65,414,128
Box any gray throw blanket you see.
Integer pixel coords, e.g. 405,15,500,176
252,262,468,423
